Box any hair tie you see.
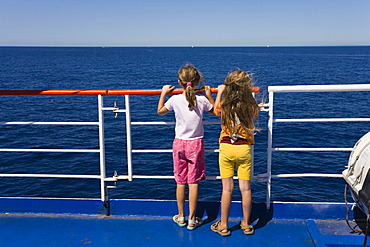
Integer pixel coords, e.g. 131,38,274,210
186,82,192,86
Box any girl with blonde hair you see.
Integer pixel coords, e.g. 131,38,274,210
211,69,258,236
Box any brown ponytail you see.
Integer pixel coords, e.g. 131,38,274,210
177,65,203,109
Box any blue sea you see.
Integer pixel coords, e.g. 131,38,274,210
0,46,369,203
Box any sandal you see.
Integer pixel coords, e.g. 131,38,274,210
210,220,231,236
173,215,186,227
240,222,254,235
187,217,203,230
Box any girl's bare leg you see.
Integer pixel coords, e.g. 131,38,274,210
176,184,186,224
220,177,234,230
239,179,252,227
188,183,199,226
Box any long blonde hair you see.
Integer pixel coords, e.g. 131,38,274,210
221,69,258,133
178,65,203,109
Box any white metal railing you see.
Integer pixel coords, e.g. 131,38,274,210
116,120,222,182
263,84,370,208
1,85,369,211
0,94,109,204
0,89,229,209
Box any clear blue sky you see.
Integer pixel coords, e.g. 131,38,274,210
1,0,369,46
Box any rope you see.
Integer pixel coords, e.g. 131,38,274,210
344,184,363,233
363,213,369,247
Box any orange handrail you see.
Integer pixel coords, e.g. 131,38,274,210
0,90,108,96
0,87,260,96
108,89,184,96
108,87,260,96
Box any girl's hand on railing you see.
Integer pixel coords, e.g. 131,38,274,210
217,85,225,94
196,86,211,95
161,85,175,94
203,86,212,97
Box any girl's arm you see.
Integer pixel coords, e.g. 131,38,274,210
204,86,215,115
213,84,225,116
157,85,175,116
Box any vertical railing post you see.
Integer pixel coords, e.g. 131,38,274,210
266,91,274,210
251,92,255,181
125,95,133,181
98,95,109,215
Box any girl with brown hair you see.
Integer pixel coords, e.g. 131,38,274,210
157,64,214,230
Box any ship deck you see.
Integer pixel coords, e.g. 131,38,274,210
0,198,368,246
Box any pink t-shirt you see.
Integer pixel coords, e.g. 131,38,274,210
165,94,213,140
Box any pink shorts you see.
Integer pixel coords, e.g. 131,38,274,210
172,138,206,185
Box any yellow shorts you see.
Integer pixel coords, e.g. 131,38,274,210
219,143,252,180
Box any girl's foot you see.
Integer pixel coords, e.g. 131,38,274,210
210,220,231,236
187,217,203,230
173,215,186,227
240,220,254,235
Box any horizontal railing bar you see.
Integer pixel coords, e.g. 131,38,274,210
115,175,238,180
131,121,221,125
114,173,343,181
134,175,174,179
258,173,343,178
0,88,261,96
268,84,370,93
202,121,221,125
272,148,353,152
102,107,119,111
108,87,260,96
101,107,127,113
132,149,172,153
132,149,219,153
132,122,175,125
0,121,99,125
114,175,173,180
0,148,100,153
0,174,101,179
110,89,201,96
274,118,370,123
0,90,108,96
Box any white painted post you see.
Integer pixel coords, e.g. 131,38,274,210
125,95,133,181
266,91,274,210
98,95,107,203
